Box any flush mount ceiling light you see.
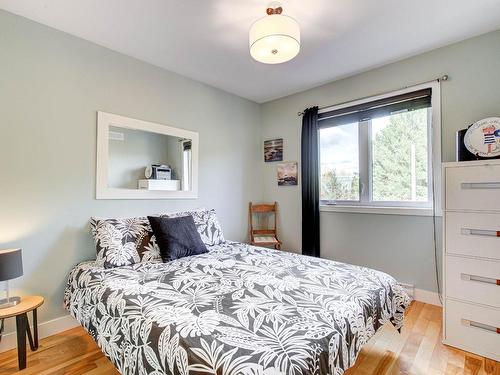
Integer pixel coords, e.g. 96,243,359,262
249,3,300,64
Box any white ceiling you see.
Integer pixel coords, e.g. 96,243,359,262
1,0,500,103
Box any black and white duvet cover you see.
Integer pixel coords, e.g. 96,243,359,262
64,242,410,375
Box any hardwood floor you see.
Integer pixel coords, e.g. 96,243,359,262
0,302,497,374
345,302,499,375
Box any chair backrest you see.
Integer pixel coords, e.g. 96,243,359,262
249,202,279,240
249,202,277,214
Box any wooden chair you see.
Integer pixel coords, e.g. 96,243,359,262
249,202,282,250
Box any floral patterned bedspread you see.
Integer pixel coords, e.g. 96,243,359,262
64,242,411,375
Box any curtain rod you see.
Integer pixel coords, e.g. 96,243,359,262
297,75,449,116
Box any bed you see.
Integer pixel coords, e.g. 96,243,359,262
64,240,411,375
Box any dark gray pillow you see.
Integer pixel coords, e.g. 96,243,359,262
163,209,225,246
148,215,208,261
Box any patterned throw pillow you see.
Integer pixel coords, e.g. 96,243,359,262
90,217,161,269
163,208,225,246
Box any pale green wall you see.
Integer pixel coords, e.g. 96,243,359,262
260,30,500,293
0,10,262,333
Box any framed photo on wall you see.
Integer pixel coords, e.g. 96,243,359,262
264,138,283,162
277,161,298,186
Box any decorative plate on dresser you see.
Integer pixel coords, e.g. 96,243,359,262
442,159,500,361
464,117,500,158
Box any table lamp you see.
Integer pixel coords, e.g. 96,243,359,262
0,248,23,309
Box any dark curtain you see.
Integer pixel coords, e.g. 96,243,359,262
301,106,320,257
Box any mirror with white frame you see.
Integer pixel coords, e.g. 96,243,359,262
96,112,198,199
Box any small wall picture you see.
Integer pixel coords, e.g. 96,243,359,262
264,138,283,162
277,162,298,186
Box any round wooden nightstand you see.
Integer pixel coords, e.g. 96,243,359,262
0,296,44,370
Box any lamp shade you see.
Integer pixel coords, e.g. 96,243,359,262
0,248,23,281
249,14,300,64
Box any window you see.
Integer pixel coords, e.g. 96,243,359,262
320,122,360,201
319,83,440,214
182,140,192,191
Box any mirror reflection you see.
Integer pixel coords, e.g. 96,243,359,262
107,126,192,192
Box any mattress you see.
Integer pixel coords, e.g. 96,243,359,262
64,241,410,375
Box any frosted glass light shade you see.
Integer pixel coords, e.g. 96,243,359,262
249,14,300,64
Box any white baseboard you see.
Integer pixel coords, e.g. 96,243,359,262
0,314,79,353
400,282,441,306
414,288,442,306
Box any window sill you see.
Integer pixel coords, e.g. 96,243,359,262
320,204,442,217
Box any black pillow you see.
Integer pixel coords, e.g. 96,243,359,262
148,215,208,261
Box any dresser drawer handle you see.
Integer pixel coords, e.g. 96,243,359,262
461,273,500,285
461,228,500,237
461,319,500,334
461,182,500,190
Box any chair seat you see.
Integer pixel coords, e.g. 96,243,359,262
253,236,280,244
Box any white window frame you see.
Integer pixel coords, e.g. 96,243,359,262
319,81,442,217
182,141,192,191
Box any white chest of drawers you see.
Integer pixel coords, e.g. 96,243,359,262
443,160,500,361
